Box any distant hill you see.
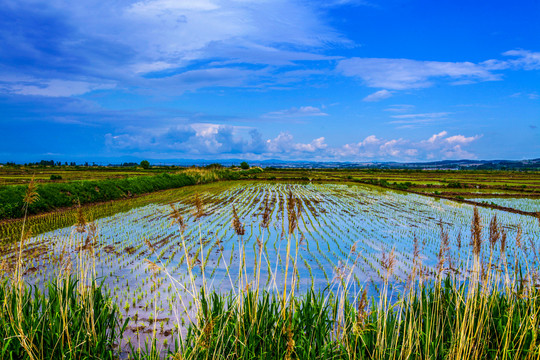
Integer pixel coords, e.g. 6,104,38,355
248,158,540,170
3,158,540,170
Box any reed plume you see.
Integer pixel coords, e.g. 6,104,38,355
471,207,482,258
381,248,396,277
488,214,500,251
194,193,204,219
355,288,368,332
23,176,39,205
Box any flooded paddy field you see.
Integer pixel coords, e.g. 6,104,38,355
2,181,539,351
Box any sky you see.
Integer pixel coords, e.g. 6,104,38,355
0,0,539,163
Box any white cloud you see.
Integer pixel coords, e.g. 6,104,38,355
510,92,539,100
106,125,482,161
2,0,350,97
114,0,348,71
441,145,475,159
384,104,415,112
1,78,115,97
263,106,328,118
363,89,393,102
427,131,448,143
445,134,481,144
389,112,450,128
132,61,177,74
327,130,481,160
503,49,540,70
337,57,501,90
391,112,450,120
294,137,327,152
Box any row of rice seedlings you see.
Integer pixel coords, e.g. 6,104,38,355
471,197,540,212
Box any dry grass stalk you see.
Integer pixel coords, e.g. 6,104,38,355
500,229,507,255
516,225,522,249
413,236,420,263
144,238,156,254
169,204,186,234
287,190,299,235
351,242,357,254
437,220,450,276
261,197,271,228
284,316,295,360
231,206,245,236
194,193,204,219
145,259,162,276
75,201,87,234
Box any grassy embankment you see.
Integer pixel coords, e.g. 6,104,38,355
0,169,263,243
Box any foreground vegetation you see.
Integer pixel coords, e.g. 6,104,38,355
1,180,539,359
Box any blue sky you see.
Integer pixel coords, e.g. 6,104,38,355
1,0,539,163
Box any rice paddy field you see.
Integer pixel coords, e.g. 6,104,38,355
2,180,539,355
1,168,540,359
470,197,540,212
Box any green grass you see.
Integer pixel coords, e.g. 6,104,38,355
0,276,128,360
172,277,540,360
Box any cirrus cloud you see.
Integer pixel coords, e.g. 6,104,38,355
363,89,393,102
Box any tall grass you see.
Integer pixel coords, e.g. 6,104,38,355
0,277,128,360
0,178,127,359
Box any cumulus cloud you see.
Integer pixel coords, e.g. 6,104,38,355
445,134,481,144
106,124,330,159
329,131,482,160
363,89,393,102
427,131,448,143
107,125,480,161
